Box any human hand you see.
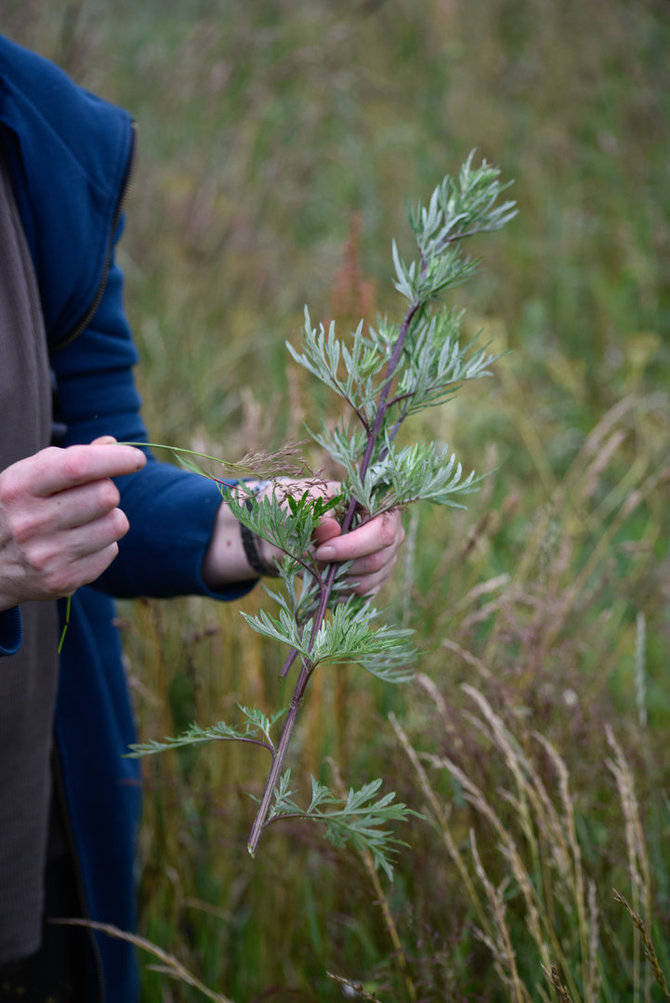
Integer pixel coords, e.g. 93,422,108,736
254,479,405,596
0,437,146,610
312,505,405,596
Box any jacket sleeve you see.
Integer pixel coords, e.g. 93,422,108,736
0,607,22,656
50,221,253,602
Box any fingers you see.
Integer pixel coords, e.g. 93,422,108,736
314,509,405,596
0,441,145,606
314,509,403,563
250,477,405,596
311,516,342,547
25,442,146,497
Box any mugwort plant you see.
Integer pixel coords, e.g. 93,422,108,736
129,153,517,877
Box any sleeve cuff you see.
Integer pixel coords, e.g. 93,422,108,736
0,606,23,656
99,464,259,602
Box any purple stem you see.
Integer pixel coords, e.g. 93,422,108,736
247,297,421,857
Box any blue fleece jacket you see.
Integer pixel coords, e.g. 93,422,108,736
0,34,251,1001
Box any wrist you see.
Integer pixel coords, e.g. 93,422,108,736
240,499,280,577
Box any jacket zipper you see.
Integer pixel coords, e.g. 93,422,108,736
50,120,138,355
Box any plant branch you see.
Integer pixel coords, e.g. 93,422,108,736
247,295,422,854
247,659,313,855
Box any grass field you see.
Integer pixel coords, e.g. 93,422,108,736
4,1,670,999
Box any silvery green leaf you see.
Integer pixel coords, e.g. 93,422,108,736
126,706,285,758
391,239,416,302
309,420,368,469
240,607,313,654
269,775,417,880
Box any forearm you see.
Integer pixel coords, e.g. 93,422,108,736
201,480,279,589
201,499,259,588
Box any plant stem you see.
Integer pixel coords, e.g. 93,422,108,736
247,659,312,856
247,297,420,853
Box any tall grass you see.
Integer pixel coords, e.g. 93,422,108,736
4,1,669,999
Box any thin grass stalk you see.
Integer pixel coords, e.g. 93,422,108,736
505,400,665,645
389,713,495,944
329,756,418,1003
545,466,669,652
420,684,596,1000
607,730,643,968
543,964,576,1003
587,881,601,1000
560,395,643,500
469,830,531,1003
498,363,557,498
613,891,670,1001
462,685,542,871
401,507,419,630
532,732,594,1001
497,839,554,982
606,726,654,1003
52,919,236,1003
583,451,647,532
577,429,627,506
420,747,580,999
361,846,418,1003
634,612,647,731
462,688,578,926
439,639,494,683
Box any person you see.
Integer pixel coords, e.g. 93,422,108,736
0,34,404,1003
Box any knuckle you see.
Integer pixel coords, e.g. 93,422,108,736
9,511,35,546
29,546,71,595
97,541,120,572
366,551,386,573
60,447,89,482
0,466,24,508
109,507,129,540
97,478,121,510
29,540,58,576
44,569,75,598
9,507,48,548
95,542,120,580
378,514,398,548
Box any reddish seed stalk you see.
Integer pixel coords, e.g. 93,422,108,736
247,299,421,857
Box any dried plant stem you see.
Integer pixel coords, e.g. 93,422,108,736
361,843,418,1003
613,890,670,1000
460,688,584,1000
52,919,235,1003
543,965,575,1003
399,683,607,1003
469,830,531,1003
606,726,653,1003
389,713,494,944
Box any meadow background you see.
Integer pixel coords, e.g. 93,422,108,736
4,1,670,999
